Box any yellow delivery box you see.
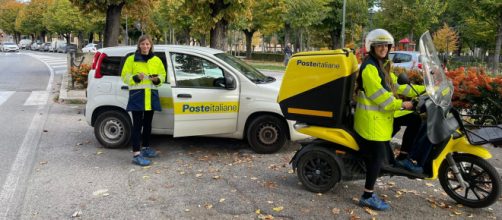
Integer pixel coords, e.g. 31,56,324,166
278,49,359,128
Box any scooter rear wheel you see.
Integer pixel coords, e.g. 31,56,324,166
297,148,341,193
438,154,501,208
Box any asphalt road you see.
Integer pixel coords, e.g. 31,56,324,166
1,51,501,219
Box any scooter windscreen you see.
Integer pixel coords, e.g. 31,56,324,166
419,31,454,109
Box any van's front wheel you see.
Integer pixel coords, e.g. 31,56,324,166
94,111,131,148
246,115,288,154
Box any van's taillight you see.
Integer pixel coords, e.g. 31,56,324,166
417,63,422,69
94,53,107,79
91,51,101,69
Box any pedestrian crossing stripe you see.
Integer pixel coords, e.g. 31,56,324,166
0,91,15,106
24,91,49,106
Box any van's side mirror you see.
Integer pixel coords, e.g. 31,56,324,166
225,76,236,90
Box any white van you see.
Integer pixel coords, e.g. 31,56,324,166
18,39,32,49
85,45,307,153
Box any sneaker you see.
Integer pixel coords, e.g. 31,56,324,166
359,194,390,211
132,155,151,166
396,158,423,174
140,147,157,158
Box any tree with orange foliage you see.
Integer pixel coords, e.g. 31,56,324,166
0,0,24,43
432,23,459,55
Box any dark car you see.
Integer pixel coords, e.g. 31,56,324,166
57,42,77,53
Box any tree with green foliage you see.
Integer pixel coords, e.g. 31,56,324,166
239,0,285,57
183,0,252,50
15,0,51,42
284,0,331,51
43,0,89,44
70,0,139,47
376,0,446,43
475,0,502,73
0,0,23,43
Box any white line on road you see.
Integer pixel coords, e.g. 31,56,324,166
0,91,15,106
24,91,49,106
0,54,54,219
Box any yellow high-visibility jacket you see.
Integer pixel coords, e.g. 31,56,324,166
121,52,167,111
354,56,424,141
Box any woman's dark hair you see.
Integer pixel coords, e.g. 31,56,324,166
137,35,154,54
361,45,395,94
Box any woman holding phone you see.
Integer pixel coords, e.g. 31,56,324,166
121,35,167,166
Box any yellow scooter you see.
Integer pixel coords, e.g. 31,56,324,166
278,32,502,208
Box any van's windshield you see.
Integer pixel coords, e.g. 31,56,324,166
215,53,274,84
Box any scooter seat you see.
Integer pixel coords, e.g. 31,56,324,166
295,125,359,151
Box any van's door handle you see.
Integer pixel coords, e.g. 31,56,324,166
121,85,128,90
177,94,192,98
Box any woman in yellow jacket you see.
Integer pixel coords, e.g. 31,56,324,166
354,29,416,211
121,35,166,166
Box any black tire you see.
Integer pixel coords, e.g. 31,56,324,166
438,154,501,208
246,115,288,154
94,111,131,149
296,148,341,193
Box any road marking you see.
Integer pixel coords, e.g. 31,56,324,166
0,53,54,219
0,91,15,106
24,91,49,106
51,65,67,69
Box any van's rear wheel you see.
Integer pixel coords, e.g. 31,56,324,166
246,115,287,154
439,154,501,208
94,111,131,148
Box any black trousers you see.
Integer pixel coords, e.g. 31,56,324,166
393,112,422,155
131,111,154,152
358,137,388,191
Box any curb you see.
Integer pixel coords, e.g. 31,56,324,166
58,72,87,104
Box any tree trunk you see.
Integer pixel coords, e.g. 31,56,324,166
88,32,94,44
104,3,125,47
78,31,84,49
330,30,340,49
209,0,230,50
243,29,255,58
284,22,291,45
210,19,228,50
492,15,502,74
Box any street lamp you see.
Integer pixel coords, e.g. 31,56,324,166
341,0,346,48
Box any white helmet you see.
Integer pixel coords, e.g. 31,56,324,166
365,29,394,52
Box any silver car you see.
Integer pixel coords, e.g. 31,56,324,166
1,42,19,52
389,51,422,70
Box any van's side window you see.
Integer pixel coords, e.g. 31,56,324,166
170,53,225,88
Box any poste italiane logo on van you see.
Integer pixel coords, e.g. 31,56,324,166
175,102,239,114
296,60,340,69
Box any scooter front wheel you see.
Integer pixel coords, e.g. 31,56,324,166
297,147,341,193
439,154,501,208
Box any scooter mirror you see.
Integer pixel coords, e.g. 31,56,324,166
397,73,411,85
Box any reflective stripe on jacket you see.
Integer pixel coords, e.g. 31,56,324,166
121,53,167,111
354,57,402,141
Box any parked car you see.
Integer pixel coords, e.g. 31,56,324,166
82,43,98,53
49,40,64,52
18,39,32,49
29,41,43,50
85,45,308,153
42,42,51,51
389,51,422,70
1,42,19,52
56,42,77,53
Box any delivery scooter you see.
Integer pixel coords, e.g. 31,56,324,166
277,31,502,208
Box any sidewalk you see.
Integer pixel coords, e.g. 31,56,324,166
58,72,86,104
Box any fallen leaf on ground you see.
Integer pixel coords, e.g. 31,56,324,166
71,210,82,218
352,197,359,203
255,209,261,214
267,201,274,204
204,204,213,209
96,151,103,155
452,210,462,215
364,207,378,216
155,170,161,174
272,206,283,212
196,174,203,178
219,198,225,203
251,177,258,180
185,209,190,212
288,169,294,174
332,208,340,215
258,214,274,220
213,176,220,179
39,161,48,165
425,182,435,187
143,175,150,180
92,189,109,196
